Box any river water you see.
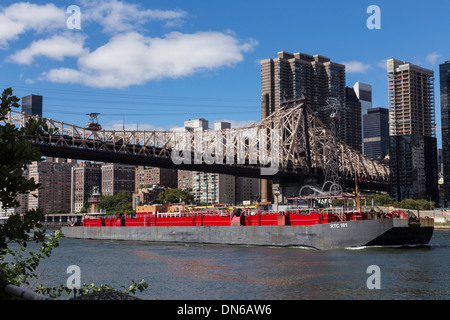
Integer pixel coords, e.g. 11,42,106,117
10,229,450,300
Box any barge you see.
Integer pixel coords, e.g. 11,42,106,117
61,201,434,250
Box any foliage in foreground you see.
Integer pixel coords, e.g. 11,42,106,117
0,87,148,299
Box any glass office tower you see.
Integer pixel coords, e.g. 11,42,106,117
440,61,450,206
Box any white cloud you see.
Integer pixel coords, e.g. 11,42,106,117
341,61,372,74
0,2,66,47
42,31,258,88
7,34,87,64
79,0,187,33
426,52,442,66
1,1,257,89
377,59,388,69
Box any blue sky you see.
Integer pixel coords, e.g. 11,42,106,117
0,0,448,146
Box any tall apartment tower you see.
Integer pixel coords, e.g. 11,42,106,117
71,161,102,213
261,51,346,128
28,158,76,214
22,94,43,117
440,61,450,206
363,107,389,160
387,58,438,203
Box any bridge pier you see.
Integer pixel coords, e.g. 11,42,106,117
260,179,272,203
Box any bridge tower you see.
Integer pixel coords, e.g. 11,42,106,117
318,97,347,193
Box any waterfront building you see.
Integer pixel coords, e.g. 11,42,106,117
71,161,102,213
132,185,166,209
21,94,43,117
363,107,389,160
235,176,260,204
387,58,438,203
28,158,76,214
440,61,450,206
101,163,135,196
193,172,236,204
178,170,193,191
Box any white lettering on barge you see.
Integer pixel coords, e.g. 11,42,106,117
330,223,348,229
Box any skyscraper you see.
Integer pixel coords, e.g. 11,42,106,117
363,107,389,160
440,61,450,206
344,87,362,152
387,58,438,203
353,82,372,153
353,82,373,116
22,94,43,117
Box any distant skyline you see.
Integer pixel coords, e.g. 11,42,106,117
0,0,448,147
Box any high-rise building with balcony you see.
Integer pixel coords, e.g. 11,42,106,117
387,58,438,203
388,59,435,137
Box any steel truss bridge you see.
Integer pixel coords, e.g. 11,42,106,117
4,101,389,192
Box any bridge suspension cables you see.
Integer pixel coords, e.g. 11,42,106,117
3,102,389,186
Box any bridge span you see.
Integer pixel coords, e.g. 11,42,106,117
4,101,390,192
